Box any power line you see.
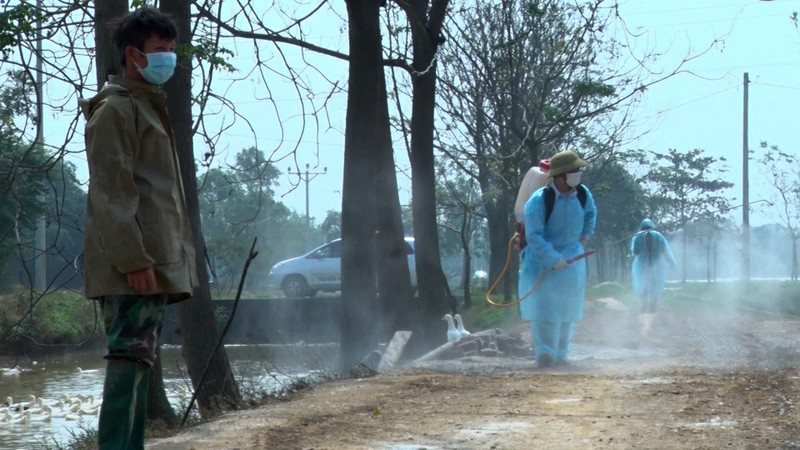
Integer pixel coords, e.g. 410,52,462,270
638,85,739,121
621,1,765,17
751,81,800,92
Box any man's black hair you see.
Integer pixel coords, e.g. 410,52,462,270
111,7,178,67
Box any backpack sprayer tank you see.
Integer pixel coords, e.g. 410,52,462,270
514,159,551,224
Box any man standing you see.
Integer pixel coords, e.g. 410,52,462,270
631,218,676,336
518,150,596,368
79,7,196,449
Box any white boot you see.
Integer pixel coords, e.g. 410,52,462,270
639,313,655,336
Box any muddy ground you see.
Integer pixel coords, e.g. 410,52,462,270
147,297,800,449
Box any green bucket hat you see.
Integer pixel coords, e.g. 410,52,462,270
547,150,587,177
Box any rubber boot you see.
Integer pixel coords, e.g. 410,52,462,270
639,313,655,337
129,364,150,450
98,359,146,450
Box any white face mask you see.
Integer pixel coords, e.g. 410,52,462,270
565,172,581,187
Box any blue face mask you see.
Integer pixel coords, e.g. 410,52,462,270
135,50,177,85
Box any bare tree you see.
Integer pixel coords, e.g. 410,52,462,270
435,167,484,305
759,142,800,281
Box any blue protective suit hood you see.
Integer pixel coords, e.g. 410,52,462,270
640,219,655,230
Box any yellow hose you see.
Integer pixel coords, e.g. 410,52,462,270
485,234,546,308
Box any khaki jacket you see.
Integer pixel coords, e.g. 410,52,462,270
79,76,196,303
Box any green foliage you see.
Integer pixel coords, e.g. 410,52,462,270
639,148,734,234
435,163,487,260
0,288,97,345
583,157,646,240
459,291,522,331
0,4,41,60
183,38,236,73
199,147,308,293
319,210,341,243
573,80,615,98
0,70,56,286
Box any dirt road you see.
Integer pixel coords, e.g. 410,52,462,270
147,298,800,449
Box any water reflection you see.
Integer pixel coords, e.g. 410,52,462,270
0,343,338,449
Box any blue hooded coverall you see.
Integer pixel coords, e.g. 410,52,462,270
518,181,596,364
630,219,676,312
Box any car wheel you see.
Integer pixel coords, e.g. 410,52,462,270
282,275,309,298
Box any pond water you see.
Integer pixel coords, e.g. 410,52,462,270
0,343,338,449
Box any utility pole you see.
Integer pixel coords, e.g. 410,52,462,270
742,72,750,284
287,163,327,244
34,0,46,291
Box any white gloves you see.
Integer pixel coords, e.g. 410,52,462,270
553,260,568,271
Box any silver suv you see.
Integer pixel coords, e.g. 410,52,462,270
266,237,417,297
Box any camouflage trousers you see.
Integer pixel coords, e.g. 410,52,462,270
100,294,167,367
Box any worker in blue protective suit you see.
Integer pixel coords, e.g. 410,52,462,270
630,218,676,336
518,150,597,368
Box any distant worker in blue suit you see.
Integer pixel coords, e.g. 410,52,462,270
518,150,597,368
631,218,676,336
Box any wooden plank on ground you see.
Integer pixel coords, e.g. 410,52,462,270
377,330,412,372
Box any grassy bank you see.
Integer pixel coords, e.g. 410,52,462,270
458,279,800,332
0,287,100,352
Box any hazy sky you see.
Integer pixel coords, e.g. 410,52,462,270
52,1,798,228
617,0,799,227
269,0,800,227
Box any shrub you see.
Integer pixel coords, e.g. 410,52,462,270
0,287,99,346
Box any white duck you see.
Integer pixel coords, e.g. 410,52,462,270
443,314,461,343
6,395,36,412
24,409,51,422
454,314,471,338
1,366,23,376
9,411,28,424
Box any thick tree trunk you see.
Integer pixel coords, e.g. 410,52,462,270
92,0,127,85
341,0,386,374
160,1,240,412
405,0,453,356
146,344,178,428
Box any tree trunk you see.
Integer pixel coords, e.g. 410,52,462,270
402,0,453,356
682,229,688,283
92,0,127,85
147,344,178,428
461,221,472,307
160,1,240,412
340,0,385,374
485,196,513,300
